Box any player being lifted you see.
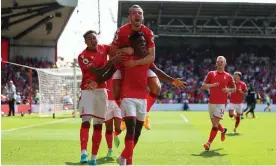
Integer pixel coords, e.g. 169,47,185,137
115,31,153,165
78,30,123,165
111,4,185,130
201,56,236,151
228,71,247,134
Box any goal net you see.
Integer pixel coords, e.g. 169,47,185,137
36,67,82,118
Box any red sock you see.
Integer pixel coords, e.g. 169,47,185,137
92,124,102,155
235,116,240,128
105,131,113,149
208,127,218,143
80,122,90,151
114,129,121,136
121,134,134,162
218,124,224,132
146,92,158,112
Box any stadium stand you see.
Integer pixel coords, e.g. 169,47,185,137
1,0,76,114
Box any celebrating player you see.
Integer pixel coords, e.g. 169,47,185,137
111,5,185,130
115,32,150,165
228,71,247,134
201,56,236,151
78,30,122,165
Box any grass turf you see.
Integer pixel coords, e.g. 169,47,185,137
1,111,276,165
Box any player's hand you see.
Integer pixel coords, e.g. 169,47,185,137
120,47,134,55
84,80,98,90
211,82,220,88
111,54,126,65
238,89,243,93
124,60,137,68
172,78,187,89
222,86,230,93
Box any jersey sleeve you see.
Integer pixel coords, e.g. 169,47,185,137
111,29,122,47
203,72,213,84
145,28,155,48
78,54,94,71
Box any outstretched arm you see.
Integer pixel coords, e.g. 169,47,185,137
150,64,187,89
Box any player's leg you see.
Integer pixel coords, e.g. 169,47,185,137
89,89,108,165
234,104,242,134
204,104,226,151
80,116,92,163
117,99,136,165
145,73,161,130
228,104,235,118
90,118,104,165
250,103,256,118
104,119,114,158
112,100,122,148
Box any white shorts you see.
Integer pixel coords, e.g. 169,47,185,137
105,100,122,121
113,69,157,79
227,103,243,114
208,104,226,119
79,89,108,120
120,98,147,122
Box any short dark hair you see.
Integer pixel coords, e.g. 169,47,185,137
83,30,97,38
234,71,242,78
129,31,144,42
128,5,142,14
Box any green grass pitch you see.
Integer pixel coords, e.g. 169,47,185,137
1,111,276,165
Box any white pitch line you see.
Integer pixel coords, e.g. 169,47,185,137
2,118,70,133
180,114,189,123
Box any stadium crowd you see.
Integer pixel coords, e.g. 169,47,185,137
1,47,276,105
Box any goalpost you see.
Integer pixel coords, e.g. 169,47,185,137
36,66,82,118
2,61,82,118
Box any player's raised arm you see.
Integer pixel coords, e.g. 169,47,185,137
150,63,187,89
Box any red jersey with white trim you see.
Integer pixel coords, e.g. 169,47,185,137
118,56,149,99
107,79,115,100
112,23,155,48
230,81,247,104
78,44,109,90
203,71,235,104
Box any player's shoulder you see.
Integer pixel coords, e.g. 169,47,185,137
141,24,154,34
78,49,87,58
207,70,216,75
117,24,131,33
224,71,233,77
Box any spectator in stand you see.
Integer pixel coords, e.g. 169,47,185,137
7,81,16,116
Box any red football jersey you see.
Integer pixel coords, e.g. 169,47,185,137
78,44,109,90
112,23,155,48
230,81,247,104
117,56,149,99
203,71,235,104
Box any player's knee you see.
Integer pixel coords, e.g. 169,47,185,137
228,110,234,118
93,118,103,125
81,121,91,129
105,121,113,133
125,118,136,135
82,116,92,123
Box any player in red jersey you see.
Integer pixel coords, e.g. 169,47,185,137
201,56,236,151
115,31,151,165
228,71,247,134
111,5,159,130
77,30,123,165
